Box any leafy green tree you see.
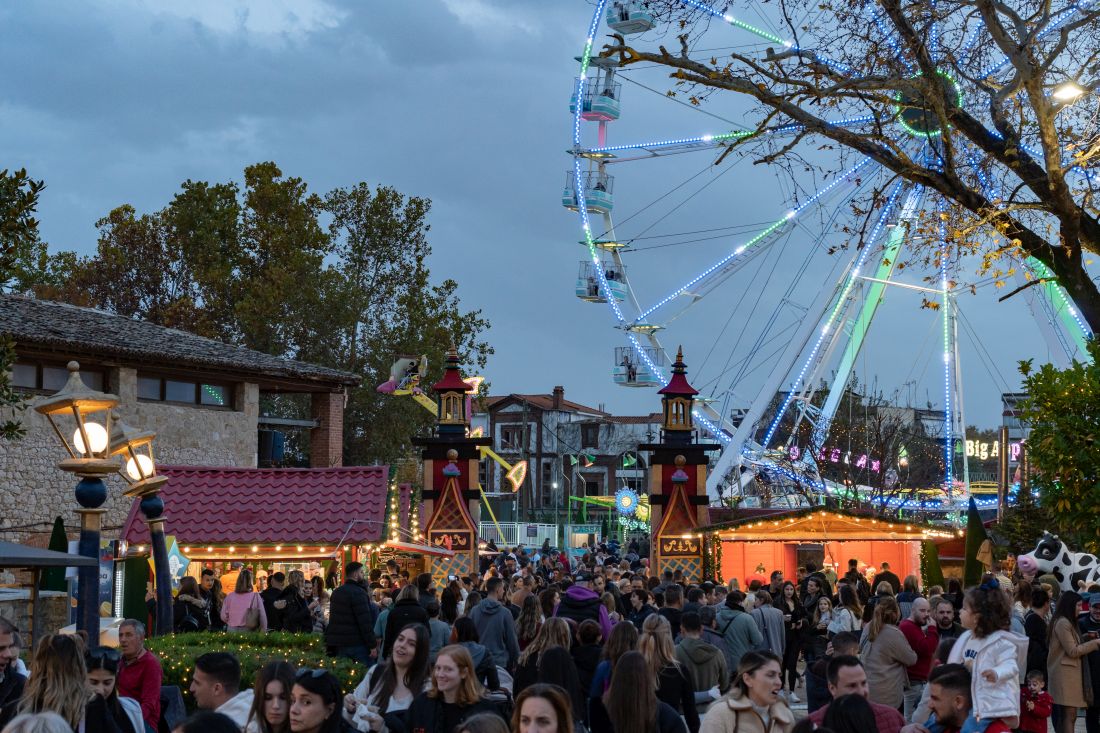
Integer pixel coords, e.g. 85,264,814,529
0,168,49,439
31,164,492,465
1017,343,1100,551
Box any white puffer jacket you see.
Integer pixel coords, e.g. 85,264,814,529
947,629,1028,721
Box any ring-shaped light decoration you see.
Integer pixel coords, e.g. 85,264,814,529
894,70,964,138
615,487,639,516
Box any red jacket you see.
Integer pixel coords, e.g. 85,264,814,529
117,648,163,730
1018,686,1053,733
809,698,905,733
899,618,940,681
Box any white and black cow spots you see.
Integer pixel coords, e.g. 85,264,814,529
1019,533,1100,592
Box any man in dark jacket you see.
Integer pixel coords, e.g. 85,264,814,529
871,562,901,594
557,572,613,640
469,577,520,670
0,622,26,730
261,572,286,631
1078,594,1100,720
324,562,378,664
1024,588,1051,680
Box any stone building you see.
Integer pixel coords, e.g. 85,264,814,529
0,295,359,543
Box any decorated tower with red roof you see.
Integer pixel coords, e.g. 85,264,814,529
412,346,490,584
640,348,721,582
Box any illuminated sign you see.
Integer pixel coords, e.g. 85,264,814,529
965,440,1022,461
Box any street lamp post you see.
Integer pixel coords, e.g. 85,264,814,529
33,362,119,639
110,416,171,636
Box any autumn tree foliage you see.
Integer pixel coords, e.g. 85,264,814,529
23,163,492,465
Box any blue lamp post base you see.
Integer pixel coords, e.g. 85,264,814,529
74,475,108,641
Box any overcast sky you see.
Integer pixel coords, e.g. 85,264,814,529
5,0,1076,437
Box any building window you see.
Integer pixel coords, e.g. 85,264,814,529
501,425,525,450
581,423,599,449
137,373,233,408
12,361,104,393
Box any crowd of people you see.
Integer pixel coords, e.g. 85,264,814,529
1,541,1098,733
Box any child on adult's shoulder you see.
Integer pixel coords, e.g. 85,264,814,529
1017,670,1053,733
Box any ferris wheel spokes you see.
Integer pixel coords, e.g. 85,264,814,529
634,155,879,324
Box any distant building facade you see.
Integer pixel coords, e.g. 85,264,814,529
0,295,359,542
475,386,695,523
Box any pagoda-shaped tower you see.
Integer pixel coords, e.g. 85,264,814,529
640,348,721,583
412,346,490,584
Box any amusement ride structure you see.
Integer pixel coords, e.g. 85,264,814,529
564,1,1096,511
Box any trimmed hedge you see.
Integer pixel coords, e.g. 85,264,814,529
147,632,365,710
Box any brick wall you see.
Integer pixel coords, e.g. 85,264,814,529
310,391,345,468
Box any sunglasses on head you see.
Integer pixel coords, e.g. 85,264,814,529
295,668,327,680
87,648,121,668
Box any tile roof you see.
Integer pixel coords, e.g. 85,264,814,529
0,294,359,388
480,393,609,415
605,413,662,424
120,465,388,545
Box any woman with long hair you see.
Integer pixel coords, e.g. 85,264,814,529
221,569,268,632
860,596,916,710
86,646,143,733
245,661,296,733
538,589,558,621
829,585,863,636
773,581,804,697
513,617,572,696
174,576,210,632
307,576,329,633
515,594,542,651
699,650,793,732
281,570,313,634
20,634,120,732
640,614,699,733
404,645,499,733
1048,590,1100,733
344,624,430,732
511,684,573,733
440,586,461,625
384,586,430,659
896,575,921,619
590,651,685,733
805,596,833,662
288,669,346,733
535,647,586,729
589,618,639,699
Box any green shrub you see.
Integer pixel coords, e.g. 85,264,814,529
148,632,365,711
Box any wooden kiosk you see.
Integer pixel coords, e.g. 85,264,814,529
640,348,721,583
412,347,490,585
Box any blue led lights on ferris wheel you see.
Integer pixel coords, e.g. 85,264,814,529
636,155,876,322
759,181,908,450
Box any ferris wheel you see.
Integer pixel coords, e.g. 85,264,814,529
564,0,1096,509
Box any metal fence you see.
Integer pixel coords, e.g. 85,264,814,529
479,522,559,548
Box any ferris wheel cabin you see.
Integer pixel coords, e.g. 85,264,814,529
606,1,656,34
562,170,614,214
576,260,627,302
613,345,664,387
570,71,621,122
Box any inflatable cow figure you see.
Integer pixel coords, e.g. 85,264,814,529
1018,532,1100,592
